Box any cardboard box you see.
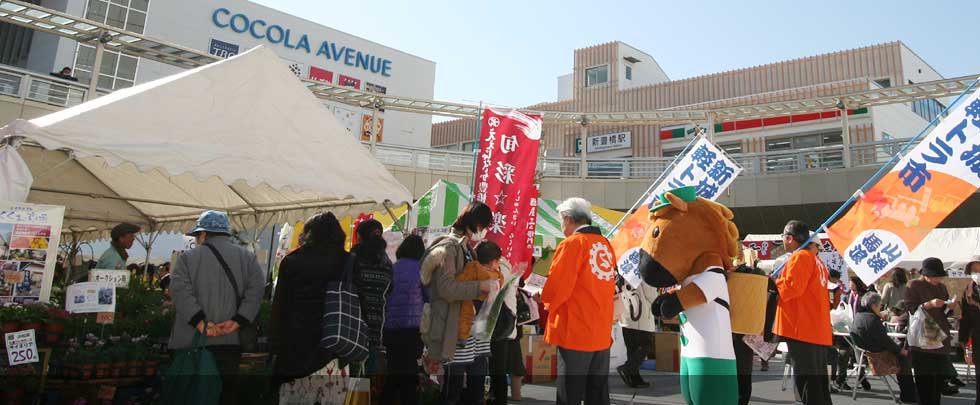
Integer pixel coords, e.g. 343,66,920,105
728,272,769,335
654,332,680,372
521,334,558,383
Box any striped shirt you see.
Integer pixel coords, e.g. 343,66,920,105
446,336,491,365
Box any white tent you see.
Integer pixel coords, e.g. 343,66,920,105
0,46,411,240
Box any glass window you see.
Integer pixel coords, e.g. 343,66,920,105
662,148,682,158
130,0,148,11
85,0,108,22
794,134,821,149
766,138,793,151
106,4,127,28
720,142,742,155
97,74,113,89
125,10,145,33
75,45,95,72
113,79,133,90
586,65,608,87
873,78,891,88
116,55,138,80
625,65,632,81
98,51,118,75
109,0,128,5
822,132,843,145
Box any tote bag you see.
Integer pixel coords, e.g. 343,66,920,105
160,331,222,405
320,252,370,363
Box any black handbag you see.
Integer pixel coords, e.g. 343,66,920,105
203,244,259,352
319,252,370,363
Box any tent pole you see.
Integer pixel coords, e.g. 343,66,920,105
85,35,105,101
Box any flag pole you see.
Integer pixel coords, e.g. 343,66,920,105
772,77,980,277
606,131,705,238
470,101,484,193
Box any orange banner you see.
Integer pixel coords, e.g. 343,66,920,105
828,86,980,284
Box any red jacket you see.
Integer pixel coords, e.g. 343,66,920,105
542,226,617,352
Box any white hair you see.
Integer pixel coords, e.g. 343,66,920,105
557,197,592,225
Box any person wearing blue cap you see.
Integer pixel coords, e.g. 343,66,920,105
167,210,265,405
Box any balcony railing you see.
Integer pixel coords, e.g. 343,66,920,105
0,64,91,108
371,139,909,180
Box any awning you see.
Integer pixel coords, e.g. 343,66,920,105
1,46,411,239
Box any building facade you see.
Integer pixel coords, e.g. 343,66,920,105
0,0,436,147
432,41,946,170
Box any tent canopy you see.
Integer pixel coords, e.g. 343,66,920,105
1,46,411,239
391,180,625,249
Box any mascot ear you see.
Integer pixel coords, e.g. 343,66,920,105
726,221,740,258
664,192,689,212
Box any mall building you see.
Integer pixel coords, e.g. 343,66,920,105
432,41,947,167
0,0,436,147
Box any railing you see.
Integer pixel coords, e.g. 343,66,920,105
0,64,91,108
371,139,910,179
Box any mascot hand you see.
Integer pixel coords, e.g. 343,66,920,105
651,293,683,319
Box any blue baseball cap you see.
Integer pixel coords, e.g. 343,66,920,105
186,210,231,236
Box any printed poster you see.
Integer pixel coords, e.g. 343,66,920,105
611,136,742,287
473,108,543,276
65,281,116,314
0,202,64,304
829,86,980,285
360,115,384,143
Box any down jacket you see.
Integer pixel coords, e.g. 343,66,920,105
420,231,482,362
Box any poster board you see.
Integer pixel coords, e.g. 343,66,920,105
0,202,64,304
65,281,116,314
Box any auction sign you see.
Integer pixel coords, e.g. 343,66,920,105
0,202,64,304
829,86,980,285
611,136,742,288
473,108,542,275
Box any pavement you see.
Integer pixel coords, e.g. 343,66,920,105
515,359,977,404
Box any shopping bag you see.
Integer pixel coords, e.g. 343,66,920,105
321,252,370,363
472,277,503,340
344,377,371,405
742,334,778,360
609,324,628,370
866,351,901,375
908,307,946,350
160,331,222,405
830,301,853,333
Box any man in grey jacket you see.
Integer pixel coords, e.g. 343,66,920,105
169,210,264,405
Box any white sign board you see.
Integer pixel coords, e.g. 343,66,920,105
521,273,547,296
0,202,65,304
5,329,38,365
585,131,632,153
89,269,131,289
65,281,116,314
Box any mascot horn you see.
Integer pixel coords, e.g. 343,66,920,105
638,186,740,405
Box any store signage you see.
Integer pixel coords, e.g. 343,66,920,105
211,8,393,77
309,66,333,83
339,75,361,90
208,38,239,59
576,131,632,153
89,269,130,289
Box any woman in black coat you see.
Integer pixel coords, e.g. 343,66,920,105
270,212,348,387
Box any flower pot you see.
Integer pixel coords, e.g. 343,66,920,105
19,322,41,332
127,361,144,377
144,361,158,377
1,322,20,333
112,362,127,378
79,364,94,380
95,363,111,379
43,322,65,333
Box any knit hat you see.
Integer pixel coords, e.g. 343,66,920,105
920,257,948,277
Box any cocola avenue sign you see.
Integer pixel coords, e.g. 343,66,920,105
211,7,393,77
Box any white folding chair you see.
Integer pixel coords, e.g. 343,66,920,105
849,347,901,403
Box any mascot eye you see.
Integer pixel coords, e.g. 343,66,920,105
652,226,661,238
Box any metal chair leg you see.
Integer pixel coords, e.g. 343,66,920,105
781,362,791,391
851,350,866,401
880,375,900,403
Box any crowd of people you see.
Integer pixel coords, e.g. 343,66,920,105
96,200,980,405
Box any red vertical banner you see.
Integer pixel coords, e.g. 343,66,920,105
473,108,542,276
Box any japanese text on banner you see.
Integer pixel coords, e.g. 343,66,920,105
473,108,542,274
611,136,743,288
828,87,980,285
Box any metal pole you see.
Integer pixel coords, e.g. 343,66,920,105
707,113,716,143
85,37,105,101
579,116,588,179
369,98,380,152
469,102,484,193
840,101,852,168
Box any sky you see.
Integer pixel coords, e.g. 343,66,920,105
249,0,980,112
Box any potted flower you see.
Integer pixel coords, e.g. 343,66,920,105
42,306,69,344
89,337,112,379
0,302,25,333
17,303,44,332
106,336,127,378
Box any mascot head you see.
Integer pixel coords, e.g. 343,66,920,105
639,186,740,287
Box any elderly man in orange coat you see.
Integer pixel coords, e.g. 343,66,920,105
541,197,618,405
